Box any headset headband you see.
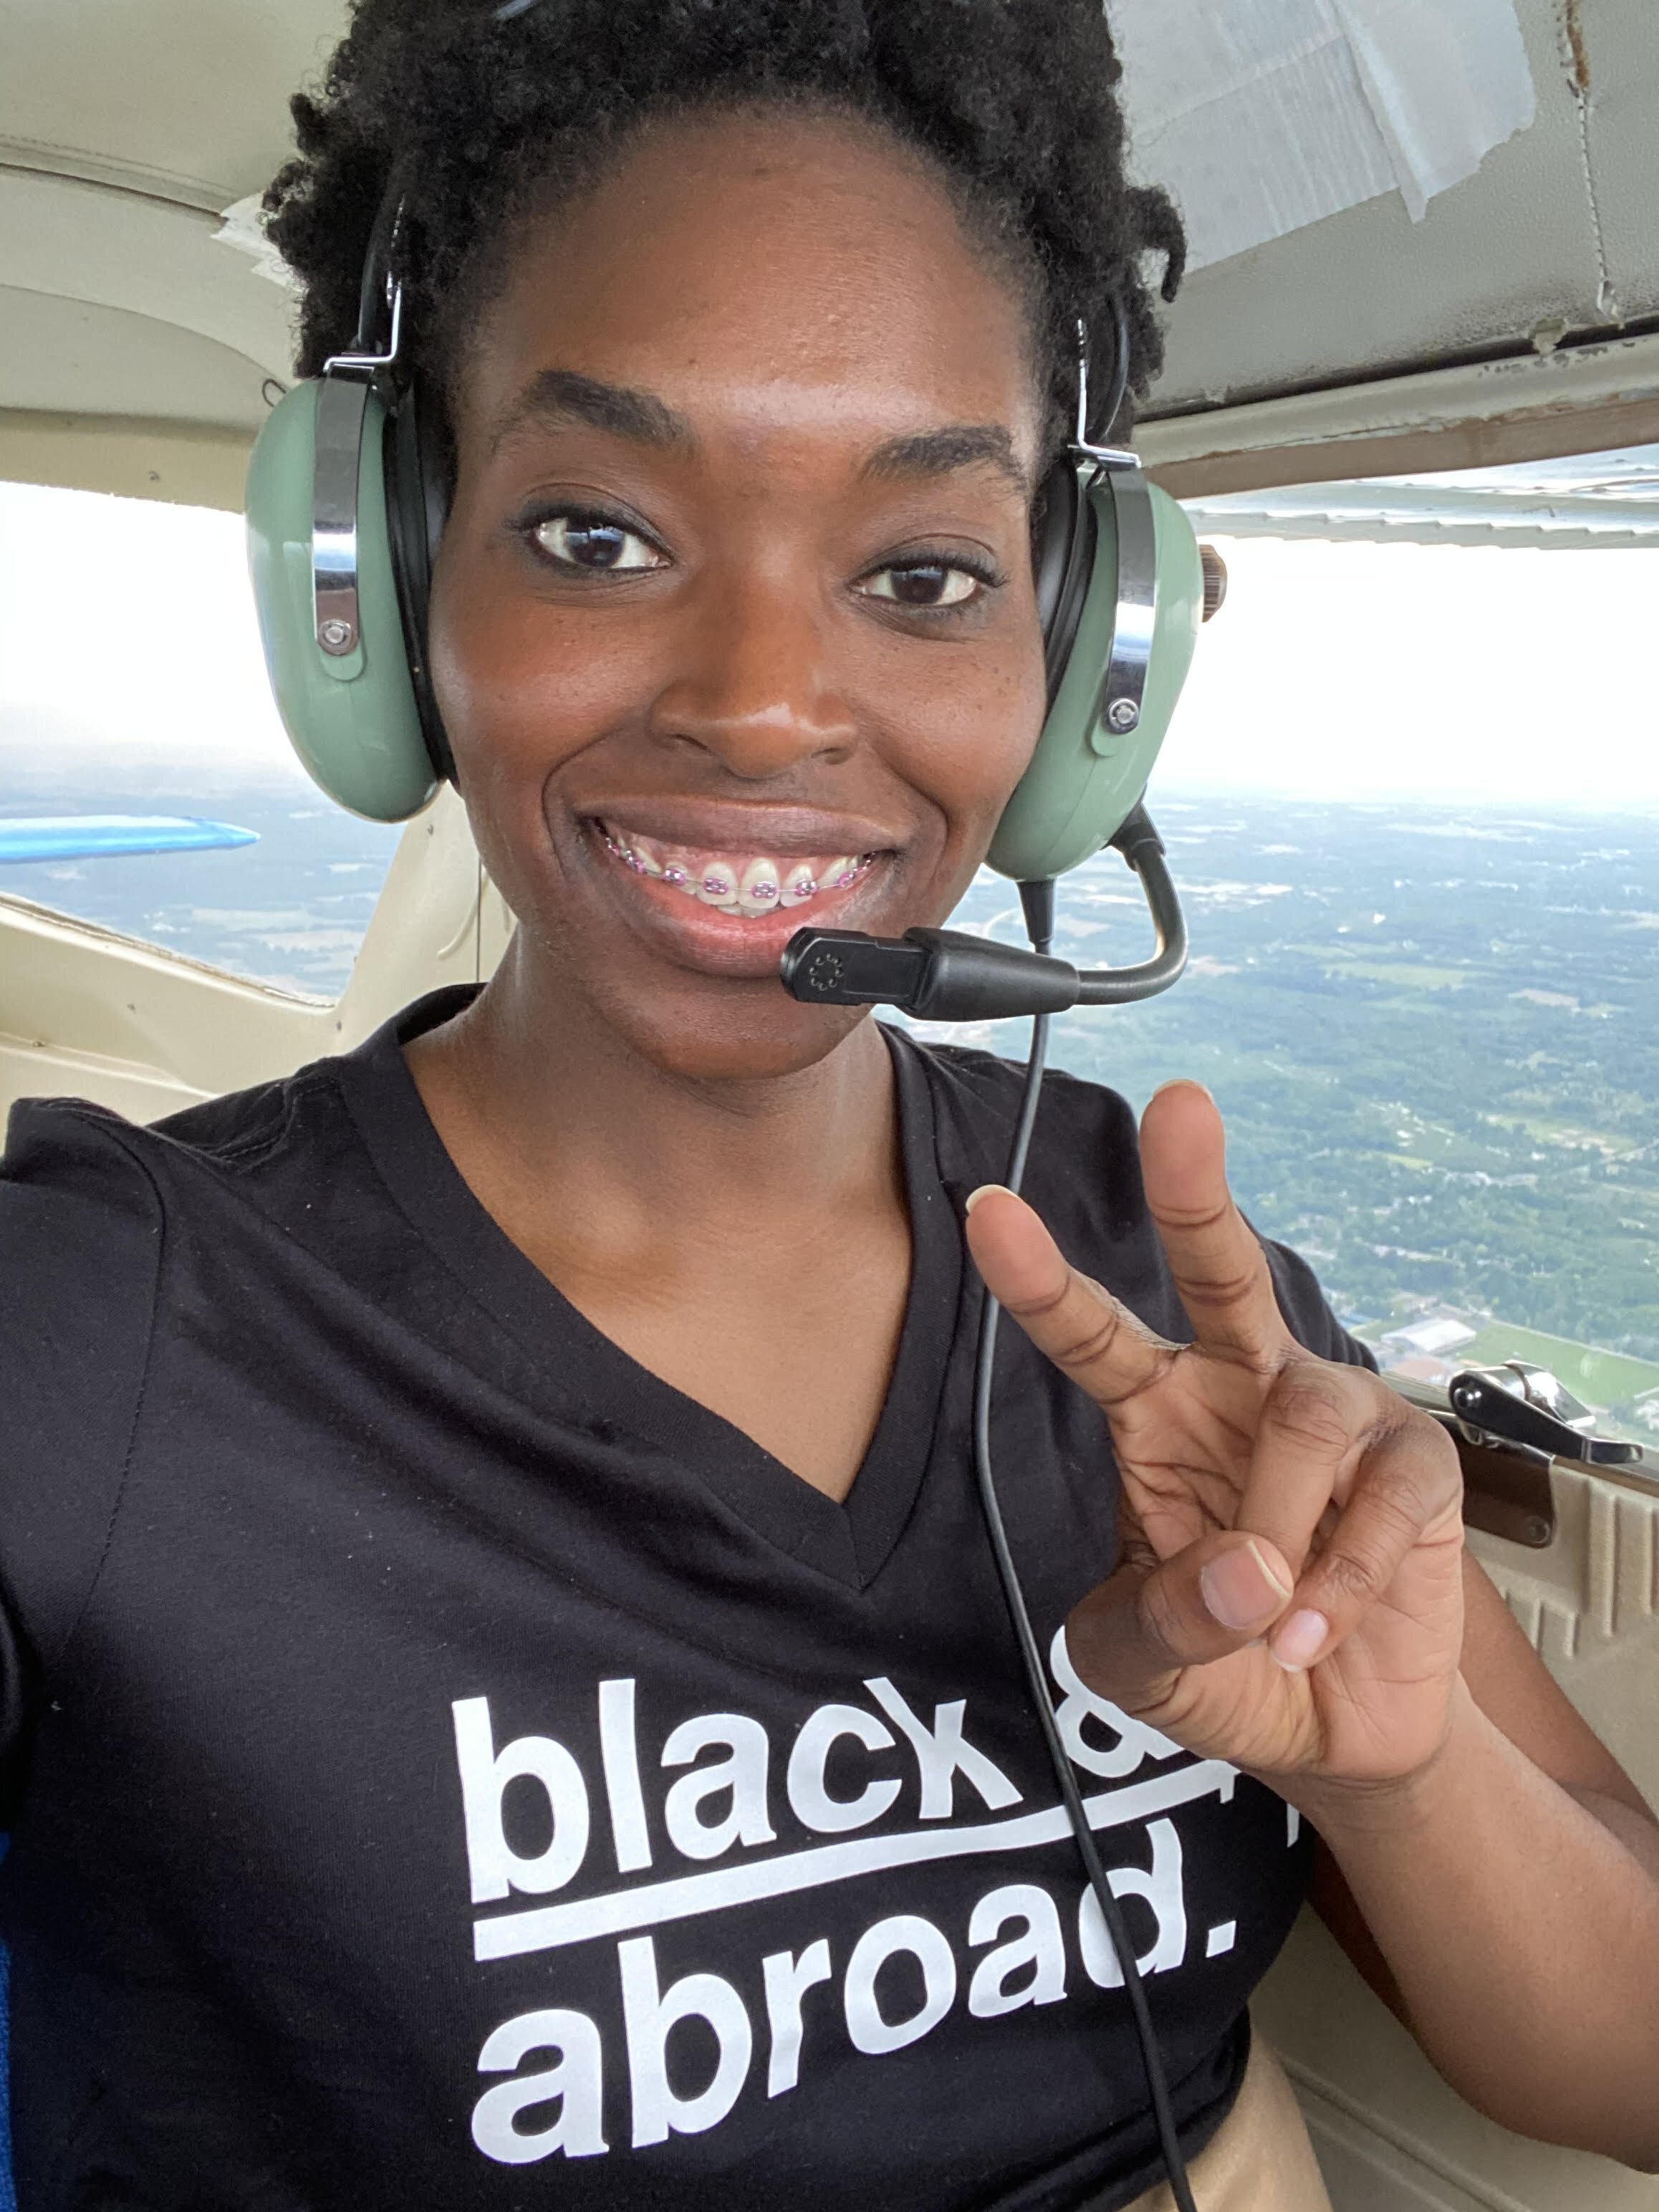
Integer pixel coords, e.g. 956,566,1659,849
309,197,408,661
1072,302,1156,741
247,86,1206,864
303,182,1140,696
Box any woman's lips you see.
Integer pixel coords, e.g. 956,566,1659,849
580,817,897,978
596,819,877,914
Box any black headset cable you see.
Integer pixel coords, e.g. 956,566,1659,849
968,876,1200,2212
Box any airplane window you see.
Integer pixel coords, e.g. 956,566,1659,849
0,481,403,1001
6,473,1655,1442
928,499,1659,1446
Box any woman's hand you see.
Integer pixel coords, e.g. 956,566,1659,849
964,1080,1466,1797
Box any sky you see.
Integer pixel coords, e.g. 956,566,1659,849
0,482,302,797
1165,532,1659,812
3,480,1658,812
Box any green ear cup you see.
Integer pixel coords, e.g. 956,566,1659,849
245,382,441,823
986,470,1203,883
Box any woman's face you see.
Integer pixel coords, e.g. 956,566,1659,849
431,107,1049,1081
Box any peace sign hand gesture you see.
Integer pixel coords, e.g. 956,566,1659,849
964,1082,1467,1795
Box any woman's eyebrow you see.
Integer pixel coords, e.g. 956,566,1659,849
491,368,696,454
491,375,1029,497
860,425,1031,499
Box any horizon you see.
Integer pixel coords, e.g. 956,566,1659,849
3,479,1658,817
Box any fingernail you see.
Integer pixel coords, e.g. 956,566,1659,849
964,1184,1014,1216
1200,1540,1292,1631
1149,1079,1215,1105
1270,1609,1329,1672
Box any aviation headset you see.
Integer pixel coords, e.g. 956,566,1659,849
244,129,1212,2212
244,208,1206,884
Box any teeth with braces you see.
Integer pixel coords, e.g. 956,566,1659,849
597,824,875,914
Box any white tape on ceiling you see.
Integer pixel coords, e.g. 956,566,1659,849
212,193,297,292
1107,0,1537,270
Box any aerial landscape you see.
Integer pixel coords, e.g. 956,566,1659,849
2,784,1657,1442
933,795,1659,1442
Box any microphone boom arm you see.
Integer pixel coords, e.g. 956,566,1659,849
779,803,1188,1023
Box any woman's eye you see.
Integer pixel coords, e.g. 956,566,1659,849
860,561,985,610
530,513,665,573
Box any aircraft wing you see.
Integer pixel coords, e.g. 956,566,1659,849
0,815,259,863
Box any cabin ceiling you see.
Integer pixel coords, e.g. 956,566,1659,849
1144,0,1658,413
2,0,1657,504
3,0,340,211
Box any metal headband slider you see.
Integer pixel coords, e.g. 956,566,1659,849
1095,466,1156,739
312,375,372,657
311,239,406,658
322,278,405,379
1072,312,1136,471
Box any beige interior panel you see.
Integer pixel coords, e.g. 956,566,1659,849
1140,330,1659,499
1557,0,1659,323
0,289,274,428
1149,1,1659,417
0,789,512,1129
0,167,295,400
1470,1471,1659,1815
0,407,253,509
1257,1471,1659,2212
1260,1910,1659,2212
1,0,346,209
1298,2079,1495,2212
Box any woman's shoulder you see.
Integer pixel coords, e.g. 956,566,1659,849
0,1052,372,1385
0,1063,366,1643
0,987,470,1319
2,1090,170,1284
2,1055,340,1223
0,1095,201,1675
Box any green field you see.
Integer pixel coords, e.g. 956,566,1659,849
1456,1322,1659,1407
936,798,1659,1395
1351,1314,1659,1423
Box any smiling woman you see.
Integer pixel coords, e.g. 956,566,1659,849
416,104,1052,1067
3,5,1659,2212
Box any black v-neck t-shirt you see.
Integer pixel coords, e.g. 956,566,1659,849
0,991,1365,2211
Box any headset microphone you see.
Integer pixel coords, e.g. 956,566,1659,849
781,803,1187,1021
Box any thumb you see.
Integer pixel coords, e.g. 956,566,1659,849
1065,1531,1294,1715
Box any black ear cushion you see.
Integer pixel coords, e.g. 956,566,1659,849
1034,458,1095,710
385,378,458,784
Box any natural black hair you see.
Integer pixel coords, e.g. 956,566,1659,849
264,0,1186,456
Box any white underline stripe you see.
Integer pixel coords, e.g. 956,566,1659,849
472,1760,1237,1962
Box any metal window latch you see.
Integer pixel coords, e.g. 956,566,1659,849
1447,1362,1650,1473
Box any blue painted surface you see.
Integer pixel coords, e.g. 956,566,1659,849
0,815,258,863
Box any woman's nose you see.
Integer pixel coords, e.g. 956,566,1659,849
645,565,859,779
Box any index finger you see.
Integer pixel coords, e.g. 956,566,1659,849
963,1184,1175,1408
1139,1081,1292,1366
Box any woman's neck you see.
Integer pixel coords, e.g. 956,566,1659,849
406,936,904,1279
405,936,915,1499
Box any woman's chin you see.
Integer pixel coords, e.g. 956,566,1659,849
588,968,873,1085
